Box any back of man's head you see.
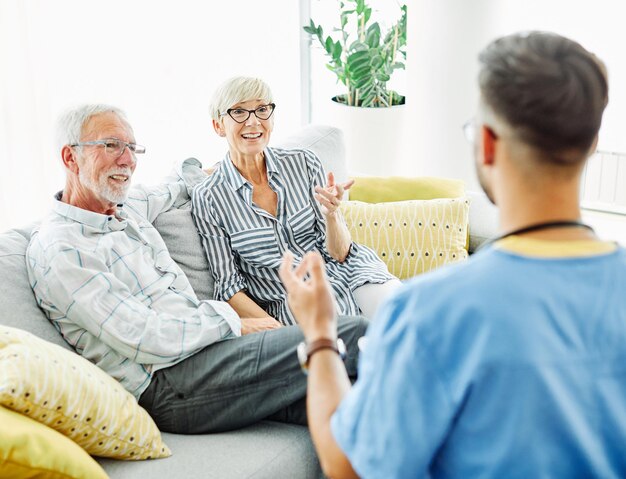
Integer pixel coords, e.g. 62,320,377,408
478,31,608,164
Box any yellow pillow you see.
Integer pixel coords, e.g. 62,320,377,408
348,176,466,203
341,198,469,279
0,405,108,479
0,326,171,460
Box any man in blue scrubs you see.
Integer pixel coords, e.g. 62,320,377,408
280,31,626,478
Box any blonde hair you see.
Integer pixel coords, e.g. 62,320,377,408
209,77,273,121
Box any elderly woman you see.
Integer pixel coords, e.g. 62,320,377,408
191,77,400,327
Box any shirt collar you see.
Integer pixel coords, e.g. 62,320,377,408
222,147,278,191
52,191,128,232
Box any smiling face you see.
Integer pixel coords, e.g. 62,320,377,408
214,99,274,161
65,112,137,213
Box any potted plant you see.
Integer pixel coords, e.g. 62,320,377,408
304,0,407,107
304,0,407,175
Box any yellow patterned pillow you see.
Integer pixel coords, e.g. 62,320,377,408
0,405,108,478
0,326,171,460
341,198,470,279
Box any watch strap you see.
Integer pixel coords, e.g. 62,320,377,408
297,338,346,374
305,338,341,365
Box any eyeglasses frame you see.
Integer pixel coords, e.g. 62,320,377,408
221,103,276,124
69,139,146,158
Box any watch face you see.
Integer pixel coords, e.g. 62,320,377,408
337,338,346,358
297,341,308,373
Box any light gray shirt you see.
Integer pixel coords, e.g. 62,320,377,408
26,159,240,399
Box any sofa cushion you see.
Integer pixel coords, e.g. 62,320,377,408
341,198,470,279
0,226,72,350
0,326,170,460
0,405,108,479
153,205,215,301
273,124,348,185
98,421,323,479
349,176,466,203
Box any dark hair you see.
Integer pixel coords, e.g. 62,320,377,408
479,31,608,161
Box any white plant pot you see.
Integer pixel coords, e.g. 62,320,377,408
328,97,406,176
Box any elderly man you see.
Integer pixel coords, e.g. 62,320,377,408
26,104,367,433
280,32,626,478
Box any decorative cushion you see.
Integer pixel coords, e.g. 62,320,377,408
153,205,214,301
0,326,171,460
0,227,72,350
274,124,348,185
341,198,470,279
349,176,466,203
0,405,108,479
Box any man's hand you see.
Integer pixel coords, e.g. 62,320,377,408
279,250,338,342
314,172,355,218
241,316,282,335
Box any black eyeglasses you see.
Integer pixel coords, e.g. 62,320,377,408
70,139,146,159
221,103,276,124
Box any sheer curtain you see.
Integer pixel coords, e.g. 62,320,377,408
0,0,303,231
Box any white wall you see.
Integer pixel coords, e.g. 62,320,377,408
0,0,302,231
404,0,626,191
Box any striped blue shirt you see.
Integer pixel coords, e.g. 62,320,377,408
26,159,240,399
191,147,394,325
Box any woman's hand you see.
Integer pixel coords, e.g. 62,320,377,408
279,250,338,342
241,316,283,335
314,172,355,218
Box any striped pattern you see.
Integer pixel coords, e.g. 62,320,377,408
26,158,240,400
341,198,470,279
0,326,170,460
192,147,395,325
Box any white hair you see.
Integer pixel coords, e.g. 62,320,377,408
56,104,130,150
209,77,273,122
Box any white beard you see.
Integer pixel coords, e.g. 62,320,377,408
79,166,131,205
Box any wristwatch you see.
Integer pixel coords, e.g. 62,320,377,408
297,338,346,374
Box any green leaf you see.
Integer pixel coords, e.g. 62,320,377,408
347,58,370,74
354,75,372,89
348,41,368,53
349,62,371,78
356,0,365,14
303,26,315,34
376,72,390,82
365,23,380,48
325,36,334,54
333,41,343,61
370,54,383,69
347,49,370,65
341,14,349,29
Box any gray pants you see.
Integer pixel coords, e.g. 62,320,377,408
139,316,368,434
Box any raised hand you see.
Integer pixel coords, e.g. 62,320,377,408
314,172,355,217
279,250,338,341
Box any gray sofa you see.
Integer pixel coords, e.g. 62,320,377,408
0,125,498,478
